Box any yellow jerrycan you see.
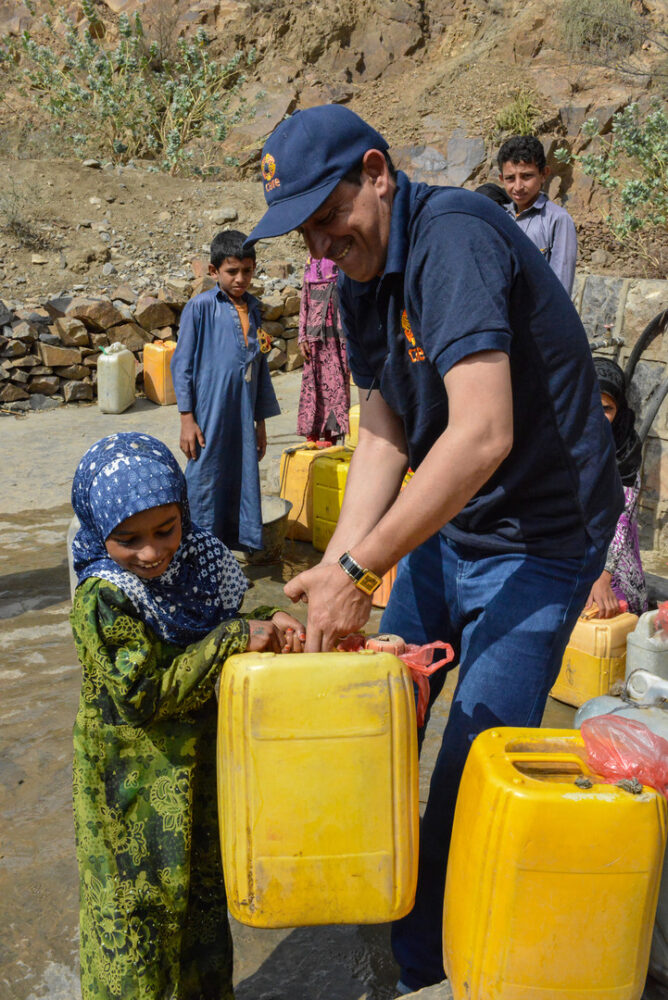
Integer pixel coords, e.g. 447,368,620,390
279,444,347,542
345,403,360,447
443,727,667,1000
143,339,177,405
217,649,419,927
312,447,354,552
551,606,638,707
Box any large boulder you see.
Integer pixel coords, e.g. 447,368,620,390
27,375,61,395
580,275,627,343
285,339,304,371
62,380,94,402
8,320,39,344
134,297,178,331
0,300,13,326
0,383,29,402
66,298,125,332
37,343,83,367
221,87,297,164
619,280,668,362
1,340,27,359
266,346,287,371
445,129,486,186
393,129,485,187
107,323,152,352
261,295,285,321
54,364,90,380
53,316,90,347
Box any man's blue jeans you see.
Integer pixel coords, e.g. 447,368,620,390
381,532,606,991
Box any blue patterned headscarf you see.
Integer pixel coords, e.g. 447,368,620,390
71,432,249,645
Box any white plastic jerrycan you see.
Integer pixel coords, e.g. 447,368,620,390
626,609,668,681
97,342,136,414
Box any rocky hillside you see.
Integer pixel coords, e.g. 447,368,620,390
0,0,666,302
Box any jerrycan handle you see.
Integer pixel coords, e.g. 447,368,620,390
634,608,659,639
626,668,668,706
580,600,628,621
508,752,592,781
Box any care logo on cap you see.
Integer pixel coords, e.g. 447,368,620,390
261,153,280,193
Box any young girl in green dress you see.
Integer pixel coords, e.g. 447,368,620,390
70,432,304,1000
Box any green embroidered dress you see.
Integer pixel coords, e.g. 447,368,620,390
71,577,274,1000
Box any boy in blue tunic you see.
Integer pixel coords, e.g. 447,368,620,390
171,230,280,551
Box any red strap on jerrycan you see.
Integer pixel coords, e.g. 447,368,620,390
337,634,455,726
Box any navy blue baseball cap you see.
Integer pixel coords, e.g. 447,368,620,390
244,105,389,247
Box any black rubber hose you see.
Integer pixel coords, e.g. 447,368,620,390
624,308,668,384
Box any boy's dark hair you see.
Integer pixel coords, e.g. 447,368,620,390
210,230,256,269
342,151,398,185
497,136,546,173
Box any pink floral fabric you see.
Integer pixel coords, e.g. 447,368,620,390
606,473,648,615
297,257,350,440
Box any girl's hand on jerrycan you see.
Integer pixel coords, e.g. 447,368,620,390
247,612,306,653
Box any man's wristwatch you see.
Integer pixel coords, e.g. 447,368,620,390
338,551,383,596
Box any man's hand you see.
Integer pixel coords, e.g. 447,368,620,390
179,412,205,461
256,419,267,460
284,562,372,651
299,341,311,361
585,571,620,619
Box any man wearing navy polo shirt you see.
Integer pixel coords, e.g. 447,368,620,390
245,105,622,993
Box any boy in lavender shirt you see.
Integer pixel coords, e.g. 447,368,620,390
498,135,578,294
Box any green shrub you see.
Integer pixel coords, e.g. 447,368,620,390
495,89,541,136
558,0,644,59
555,102,667,267
3,4,254,173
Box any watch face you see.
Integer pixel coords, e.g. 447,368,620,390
357,570,381,595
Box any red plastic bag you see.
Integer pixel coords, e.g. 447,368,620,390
336,634,455,727
655,600,668,639
399,641,454,727
581,715,668,799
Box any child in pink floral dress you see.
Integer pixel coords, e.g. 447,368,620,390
297,256,350,443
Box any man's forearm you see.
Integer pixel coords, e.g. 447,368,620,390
350,419,510,577
322,433,408,565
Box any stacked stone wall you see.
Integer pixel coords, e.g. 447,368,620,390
2,272,667,555
573,274,668,558
0,272,305,411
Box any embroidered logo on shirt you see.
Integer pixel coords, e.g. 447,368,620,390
258,328,272,354
402,310,425,363
261,153,280,193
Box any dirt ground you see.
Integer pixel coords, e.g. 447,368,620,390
0,155,307,305
0,372,581,1000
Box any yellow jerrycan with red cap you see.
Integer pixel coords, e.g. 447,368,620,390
217,649,419,927
443,727,666,1000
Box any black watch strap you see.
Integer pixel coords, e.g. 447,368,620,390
338,551,383,595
